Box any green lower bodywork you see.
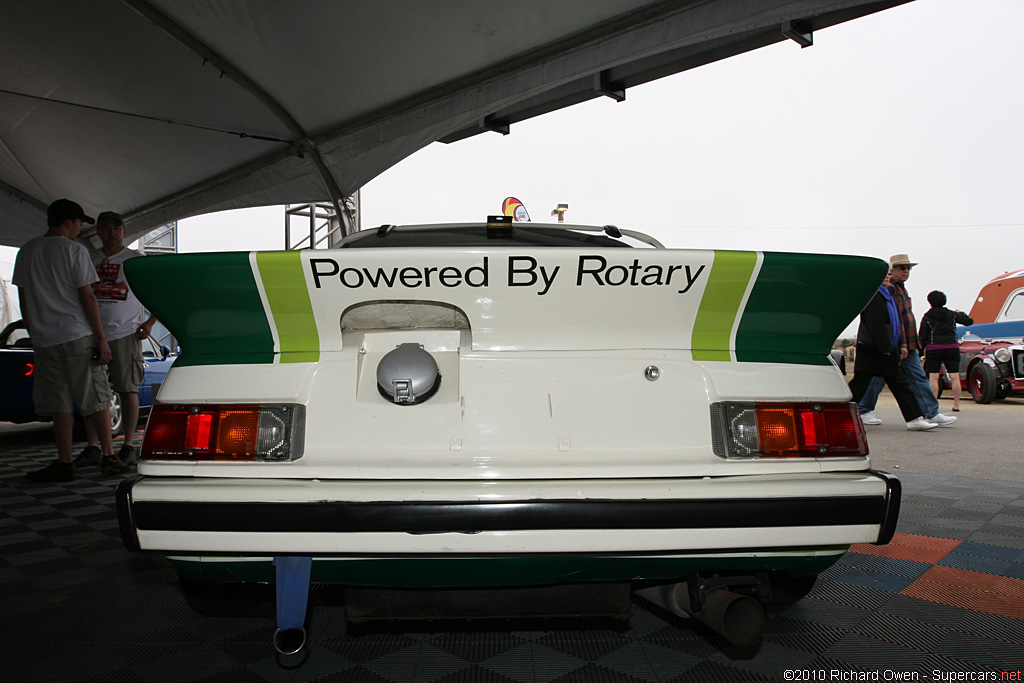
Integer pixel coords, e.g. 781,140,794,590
169,549,849,587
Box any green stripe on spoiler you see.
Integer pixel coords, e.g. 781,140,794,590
691,251,758,361
736,252,886,364
255,251,320,363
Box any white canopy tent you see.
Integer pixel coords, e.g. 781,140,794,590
1,0,910,247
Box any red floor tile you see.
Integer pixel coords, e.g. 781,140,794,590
901,565,1024,620
849,532,961,564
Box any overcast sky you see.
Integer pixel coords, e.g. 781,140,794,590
5,0,1022,337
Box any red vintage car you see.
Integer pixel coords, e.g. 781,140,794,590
941,270,1024,404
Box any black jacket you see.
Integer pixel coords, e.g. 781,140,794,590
919,307,973,347
854,290,901,376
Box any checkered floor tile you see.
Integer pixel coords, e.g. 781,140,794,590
2,430,1023,682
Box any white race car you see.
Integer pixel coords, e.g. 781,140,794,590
117,219,897,648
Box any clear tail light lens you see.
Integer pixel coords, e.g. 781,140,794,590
141,404,305,462
711,402,866,459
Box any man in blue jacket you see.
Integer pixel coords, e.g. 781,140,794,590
858,254,957,428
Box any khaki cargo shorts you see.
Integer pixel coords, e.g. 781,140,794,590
32,335,112,416
107,333,145,392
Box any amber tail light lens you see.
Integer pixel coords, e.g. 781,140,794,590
710,402,867,459
141,404,305,462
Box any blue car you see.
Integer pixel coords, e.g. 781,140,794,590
0,319,175,434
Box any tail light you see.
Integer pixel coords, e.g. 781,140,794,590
141,404,305,462
20,362,34,376
710,402,866,459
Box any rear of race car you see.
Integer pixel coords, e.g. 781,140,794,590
116,224,895,644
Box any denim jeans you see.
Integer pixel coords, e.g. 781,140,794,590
901,349,940,418
858,349,939,418
858,376,886,414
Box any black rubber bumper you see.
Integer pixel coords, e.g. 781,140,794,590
116,477,142,552
868,469,902,545
116,471,902,550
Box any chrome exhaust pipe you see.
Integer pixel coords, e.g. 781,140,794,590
697,589,765,647
636,582,766,647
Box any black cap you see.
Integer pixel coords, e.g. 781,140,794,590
47,199,95,227
96,211,124,227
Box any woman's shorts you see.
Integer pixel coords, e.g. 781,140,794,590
925,347,961,374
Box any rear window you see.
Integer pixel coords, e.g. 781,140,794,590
340,225,644,249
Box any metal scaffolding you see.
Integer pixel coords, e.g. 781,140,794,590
285,192,359,250
138,221,177,255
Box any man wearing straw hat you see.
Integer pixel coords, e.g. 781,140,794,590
858,254,957,427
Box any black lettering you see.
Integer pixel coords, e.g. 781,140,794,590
629,259,643,286
439,267,462,287
641,265,664,286
310,258,339,288
399,267,422,287
577,255,607,285
604,265,629,286
340,267,364,288
423,266,438,287
677,264,706,294
508,256,538,287
537,264,559,296
665,265,682,286
465,257,489,287
362,267,398,288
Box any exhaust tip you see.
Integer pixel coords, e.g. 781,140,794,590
697,590,766,647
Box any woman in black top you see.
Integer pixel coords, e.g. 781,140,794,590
919,290,974,411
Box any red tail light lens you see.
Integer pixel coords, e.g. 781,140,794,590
711,402,867,458
141,404,305,462
20,362,34,376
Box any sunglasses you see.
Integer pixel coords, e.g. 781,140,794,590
893,265,912,270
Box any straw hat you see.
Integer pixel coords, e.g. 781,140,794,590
889,253,918,268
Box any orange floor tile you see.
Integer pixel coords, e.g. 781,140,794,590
849,532,962,564
901,565,1024,620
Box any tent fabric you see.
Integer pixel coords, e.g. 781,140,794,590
0,0,910,247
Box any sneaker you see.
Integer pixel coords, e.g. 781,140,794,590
860,411,882,426
927,413,957,426
73,444,101,466
906,417,939,431
118,444,138,465
26,460,78,482
100,455,128,475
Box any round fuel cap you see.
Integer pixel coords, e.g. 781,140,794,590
376,343,441,404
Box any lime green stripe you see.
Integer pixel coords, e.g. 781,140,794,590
692,251,757,361
256,252,320,363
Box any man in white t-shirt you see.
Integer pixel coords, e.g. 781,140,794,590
77,211,157,466
12,199,119,481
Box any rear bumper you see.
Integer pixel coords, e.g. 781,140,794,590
117,470,900,555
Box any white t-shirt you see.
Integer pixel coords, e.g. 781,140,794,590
91,246,144,341
12,235,98,348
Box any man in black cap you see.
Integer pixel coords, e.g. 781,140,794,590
12,199,120,481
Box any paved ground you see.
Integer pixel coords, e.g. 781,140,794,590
2,400,1023,682
860,393,1024,481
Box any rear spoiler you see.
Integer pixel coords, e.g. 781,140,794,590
125,248,886,367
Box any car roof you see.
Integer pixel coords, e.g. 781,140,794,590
337,223,664,249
